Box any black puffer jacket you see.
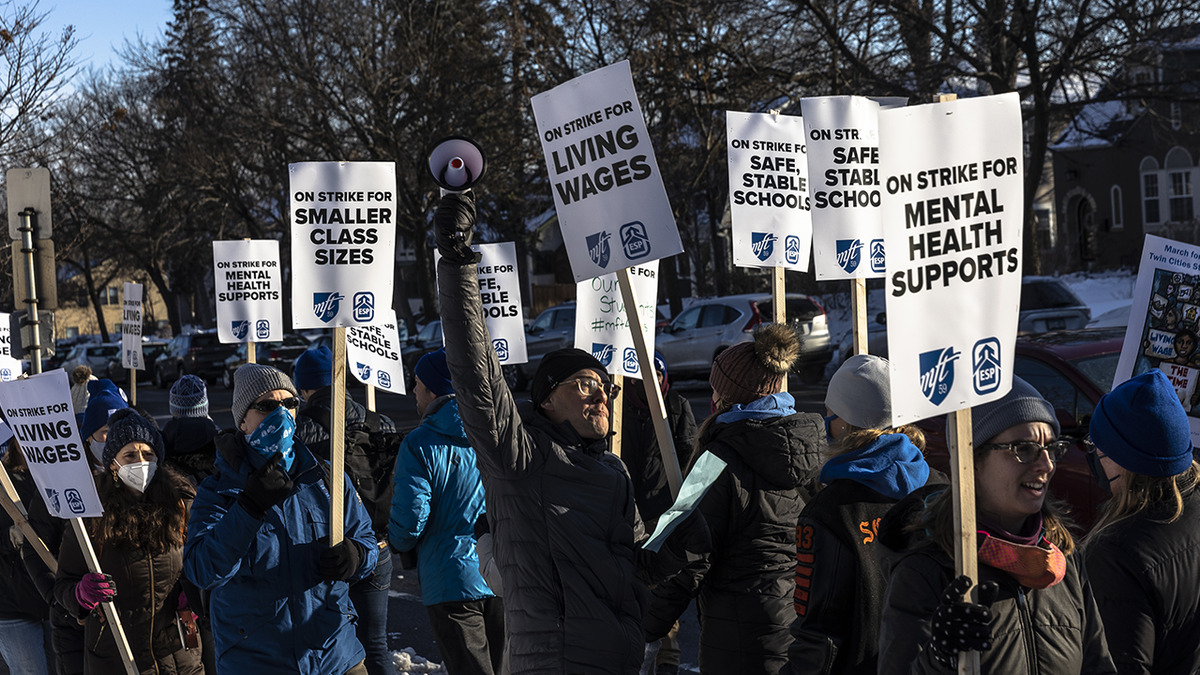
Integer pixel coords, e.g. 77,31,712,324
1,468,50,623
1084,484,1200,675
621,385,698,526
644,407,824,675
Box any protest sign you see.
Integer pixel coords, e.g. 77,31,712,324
436,242,527,366
0,370,102,518
574,262,658,379
0,313,23,381
347,309,407,395
1113,235,1200,442
726,112,811,270
121,283,143,370
290,162,396,328
880,93,1025,424
213,240,283,343
531,61,683,281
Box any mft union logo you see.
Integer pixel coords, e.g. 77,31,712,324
836,239,863,273
353,292,375,322
493,338,510,362
356,362,371,380
869,239,886,273
620,222,652,260
751,232,777,262
586,231,612,268
973,337,1002,395
623,347,639,373
232,320,250,340
919,346,960,406
65,489,85,514
313,293,344,323
592,343,614,367
785,236,801,265
256,320,270,339
377,370,392,388
45,488,59,515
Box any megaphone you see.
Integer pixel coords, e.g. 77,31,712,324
427,136,487,193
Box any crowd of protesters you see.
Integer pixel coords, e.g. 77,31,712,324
1,187,1199,675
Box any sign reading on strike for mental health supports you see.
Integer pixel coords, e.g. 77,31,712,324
726,112,812,270
880,93,1024,425
347,309,407,396
1114,235,1200,443
290,162,396,328
121,283,144,370
531,61,683,282
0,370,103,518
0,313,23,381
434,242,528,366
213,240,283,343
575,262,658,379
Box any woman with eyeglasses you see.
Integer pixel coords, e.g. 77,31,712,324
876,376,1116,675
1082,369,1200,675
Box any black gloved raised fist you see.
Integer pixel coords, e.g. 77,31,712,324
434,190,481,265
928,574,999,669
237,452,293,520
318,540,363,581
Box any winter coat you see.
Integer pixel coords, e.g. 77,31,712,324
644,395,825,675
1084,485,1200,675
621,385,699,526
53,475,202,675
388,395,493,606
162,416,219,487
876,488,1117,675
1,468,50,623
183,430,377,675
438,257,652,675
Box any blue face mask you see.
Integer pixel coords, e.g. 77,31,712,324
824,414,839,444
247,406,297,472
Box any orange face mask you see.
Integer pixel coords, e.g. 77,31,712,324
976,532,1066,589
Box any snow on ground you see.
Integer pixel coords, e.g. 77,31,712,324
391,648,445,673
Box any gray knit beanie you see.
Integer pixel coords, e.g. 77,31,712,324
825,354,892,429
170,374,209,418
969,375,1060,445
232,364,298,427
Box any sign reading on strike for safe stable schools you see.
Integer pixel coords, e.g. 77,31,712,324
0,370,103,518
726,112,812,270
347,309,407,396
575,262,658,379
290,162,396,329
434,242,528,366
213,240,283,343
531,61,683,282
880,93,1024,425
121,283,144,370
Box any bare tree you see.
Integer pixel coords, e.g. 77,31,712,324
0,0,77,159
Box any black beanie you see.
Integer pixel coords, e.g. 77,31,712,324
531,348,609,406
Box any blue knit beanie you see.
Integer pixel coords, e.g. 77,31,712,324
1090,369,1194,477
415,348,453,397
293,346,333,390
169,374,209,418
80,379,129,440
102,408,165,468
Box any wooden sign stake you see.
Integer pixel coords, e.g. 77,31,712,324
330,327,346,545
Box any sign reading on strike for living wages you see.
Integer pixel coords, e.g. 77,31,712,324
726,112,812,270
531,61,682,282
213,240,283,343
121,283,144,370
880,93,1024,425
347,309,407,396
435,242,528,366
1114,235,1200,443
0,313,23,381
290,162,396,329
575,262,658,379
801,96,891,280
0,370,103,518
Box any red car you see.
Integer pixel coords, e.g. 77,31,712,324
920,326,1126,532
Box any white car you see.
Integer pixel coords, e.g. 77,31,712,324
59,342,122,379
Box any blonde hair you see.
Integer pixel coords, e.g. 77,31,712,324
825,424,926,463
1086,461,1199,546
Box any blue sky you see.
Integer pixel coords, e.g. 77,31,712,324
48,0,173,73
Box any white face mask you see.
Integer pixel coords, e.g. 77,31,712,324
116,461,156,493
89,439,106,464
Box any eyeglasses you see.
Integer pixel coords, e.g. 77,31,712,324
248,397,301,414
554,377,620,399
981,440,1071,464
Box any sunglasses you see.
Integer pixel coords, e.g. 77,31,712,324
248,397,301,414
981,440,1071,464
554,377,620,399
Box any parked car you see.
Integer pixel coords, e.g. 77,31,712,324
919,326,1126,531
655,293,833,384
153,331,240,388
223,335,312,389
502,303,578,391
1019,276,1092,333
106,340,170,385
60,342,122,379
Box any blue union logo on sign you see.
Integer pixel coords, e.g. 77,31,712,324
785,236,801,265
313,293,344,323
751,232,777,262
357,362,371,380
592,343,614,367
586,231,611,268
870,239,886,273
919,347,959,406
493,338,509,362
232,321,249,340
973,338,1002,395
620,222,651,260
836,239,863,273
255,320,270,339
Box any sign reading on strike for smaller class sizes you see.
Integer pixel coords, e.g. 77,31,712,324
574,262,658,379
434,242,529,366
531,61,683,282
121,283,144,370
347,309,407,396
290,162,396,329
0,370,103,518
726,112,812,271
880,93,1024,425
213,240,283,343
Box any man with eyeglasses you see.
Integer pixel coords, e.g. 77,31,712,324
183,363,378,675
433,190,710,675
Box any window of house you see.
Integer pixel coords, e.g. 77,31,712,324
99,287,119,305
1141,156,1161,224
1110,185,1123,230
1170,171,1194,221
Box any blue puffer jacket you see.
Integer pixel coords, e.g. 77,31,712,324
389,396,493,606
183,430,377,675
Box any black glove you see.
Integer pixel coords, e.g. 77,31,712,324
647,510,712,582
434,191,482,265
236,452,294,520
318,540,363,581
927,574,999,669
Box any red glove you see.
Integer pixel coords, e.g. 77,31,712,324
75,573,117,611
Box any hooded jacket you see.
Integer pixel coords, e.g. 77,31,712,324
182,430,377,675
644,393,825,675
621,384,699,527
388,395,493,606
